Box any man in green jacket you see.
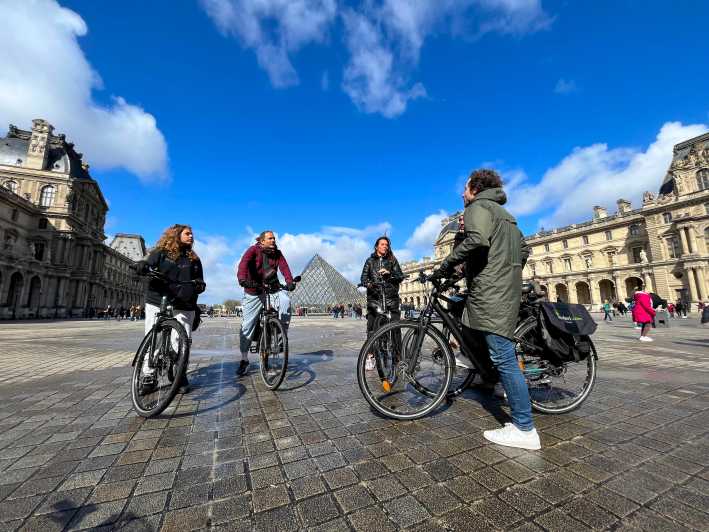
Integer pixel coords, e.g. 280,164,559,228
431,168,540,450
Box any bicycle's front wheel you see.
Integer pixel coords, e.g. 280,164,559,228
259,317,288,390
358,322,453,420
514,318,597,414
131,319,188,418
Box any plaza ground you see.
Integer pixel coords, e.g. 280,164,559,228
0,316,707,531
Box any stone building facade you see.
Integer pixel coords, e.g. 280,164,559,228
400,132,709,311
0,119,146,319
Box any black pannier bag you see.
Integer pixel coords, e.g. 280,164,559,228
539,302,597,365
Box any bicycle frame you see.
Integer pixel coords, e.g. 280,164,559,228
130,296,174,368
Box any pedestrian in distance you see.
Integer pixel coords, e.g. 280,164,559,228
632,287,655,342
603,300,613,321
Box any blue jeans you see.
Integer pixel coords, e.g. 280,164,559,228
483,332,534,432
239,292,290,355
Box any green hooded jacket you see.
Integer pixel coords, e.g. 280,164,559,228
439,187,530,339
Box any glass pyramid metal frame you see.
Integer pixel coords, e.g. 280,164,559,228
290,254,365,312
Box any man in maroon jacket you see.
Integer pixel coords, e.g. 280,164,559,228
236,230,294,376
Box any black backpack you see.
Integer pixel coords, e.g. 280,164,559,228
539,302,597,365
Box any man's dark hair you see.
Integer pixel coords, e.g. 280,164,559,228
467,168,503,193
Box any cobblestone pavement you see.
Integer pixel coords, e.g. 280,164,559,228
0,316,707,531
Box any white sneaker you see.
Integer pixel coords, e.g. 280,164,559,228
634,326,642,330
493,383,507,399
365,354,375,371
455,353,473,369
639,336,653,342
484,423,541,450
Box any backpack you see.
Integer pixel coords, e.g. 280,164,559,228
539,302,597,365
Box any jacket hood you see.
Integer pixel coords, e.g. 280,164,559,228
475,187,507,205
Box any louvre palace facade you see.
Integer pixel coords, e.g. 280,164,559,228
401,132,709,311
0,119,146,319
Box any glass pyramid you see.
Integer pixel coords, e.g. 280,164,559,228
290,254,365,311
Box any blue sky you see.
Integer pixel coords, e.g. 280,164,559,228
2,0,708,302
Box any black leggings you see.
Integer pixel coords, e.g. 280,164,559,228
366,310,401,336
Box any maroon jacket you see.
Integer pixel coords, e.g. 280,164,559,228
237,244,293,295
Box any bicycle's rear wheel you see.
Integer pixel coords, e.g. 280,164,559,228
259,317,288,390
131,319,188,418
358,322,453,420
514,318,597,414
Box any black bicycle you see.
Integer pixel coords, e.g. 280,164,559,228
358,273,598,420
249,275,300,390
130,269,194,417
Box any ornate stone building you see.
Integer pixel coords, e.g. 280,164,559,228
400,132,709,310
0,119,146,319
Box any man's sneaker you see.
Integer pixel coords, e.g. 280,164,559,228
139,374,157,396
236,360,249,377
484,423,541,450
365,354,376,371
639,336,654,342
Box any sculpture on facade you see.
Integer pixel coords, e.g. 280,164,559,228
639,249,649,264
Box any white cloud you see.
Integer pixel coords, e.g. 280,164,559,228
405,210,448,256
554,78,577,94
0,0,168,181
200,0,337,87
505,121,709,228
201,0,551,117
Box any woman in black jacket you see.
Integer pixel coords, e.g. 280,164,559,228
360,236,404,333
137,224,206,394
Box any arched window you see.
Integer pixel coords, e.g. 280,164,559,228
3,180,17,193
697,169,709,191
39,185,56,207
629,224,641,236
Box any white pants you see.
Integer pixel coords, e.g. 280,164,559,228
142,303,194,375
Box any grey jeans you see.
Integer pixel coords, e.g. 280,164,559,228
239,291,291,355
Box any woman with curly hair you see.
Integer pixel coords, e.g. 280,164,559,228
137,224,206,394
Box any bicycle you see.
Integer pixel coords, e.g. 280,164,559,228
357,273,598,420
130,268,195,418
248,275,301,390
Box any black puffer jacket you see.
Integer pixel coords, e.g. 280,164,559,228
360,253,404,311
142,249,205,310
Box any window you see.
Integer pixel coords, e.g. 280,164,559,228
632,247,644,263
629,224,641,236
666,236,681,259
39,185,56,207
605,230,612,241
606,252,615,266
563,258,572,271
38,218,48,229
11,209,18,221
563,239,568,249
34,242,45,261
545,261,553,274
544,243,550,252
663,212,673,224
582,235,589,245
582,254,593,268
3,180,18,193
697,169,709,191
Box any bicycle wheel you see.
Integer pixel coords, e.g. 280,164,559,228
358,321,453,420
514,318,597,414
259,317,288,390
131,319,188,418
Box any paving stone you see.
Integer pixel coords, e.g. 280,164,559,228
169,482,210,509
384,494,431,528
161,503,210,532
0,495,43,522
562,498,618,530
290,475,326,500
87,479,136,503
333,484,374,513
17,511,76,531
253,505,300,532
250,465,285,488
366,475,407,501
347,506,397,532
66,499,126,530
322,467,358,489
213,474,249,499
297,493,340,527
212,494,251,523
253,484,290,513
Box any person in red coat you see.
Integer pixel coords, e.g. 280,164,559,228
631,287,655,342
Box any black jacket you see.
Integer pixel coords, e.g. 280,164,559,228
360,253,404,311
143,249,205,310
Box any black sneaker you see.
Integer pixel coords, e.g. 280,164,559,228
139,374,157,396
236,360,249,377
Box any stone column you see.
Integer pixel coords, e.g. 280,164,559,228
679,229,690,256
568,281,578,304
591,278,601,308
696,267,707,301
612,274,621,301
686,268,699,303
686,227,698,255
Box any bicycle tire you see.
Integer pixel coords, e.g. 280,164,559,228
131,319,189,418
514,317,597,414
357,321,453,420
259,317,289,390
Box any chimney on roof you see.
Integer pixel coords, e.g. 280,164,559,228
616,199,631,215
25,119,53,170
593,206,608,220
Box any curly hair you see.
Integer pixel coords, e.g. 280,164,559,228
154,224,199,261
467,168,503,193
